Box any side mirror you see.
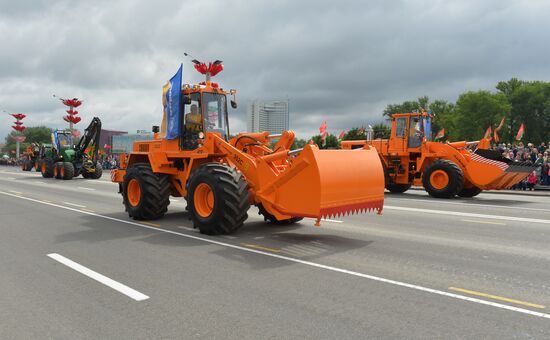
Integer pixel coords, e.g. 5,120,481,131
231,100,237,109
183,95,192,105
152,125,159,133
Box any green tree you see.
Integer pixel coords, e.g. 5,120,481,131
4,126,52,154
342,127,366,140
383,96,429,119
452,91,511,141
507,81,550,144
311,134,339,149
291,138,307,150
371,123,391,139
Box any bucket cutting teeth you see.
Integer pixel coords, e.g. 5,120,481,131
319,200,384,219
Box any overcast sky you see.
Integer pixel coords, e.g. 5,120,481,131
1,0,549,141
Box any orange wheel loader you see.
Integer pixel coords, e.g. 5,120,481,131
342,112,538,198
111,60,385,235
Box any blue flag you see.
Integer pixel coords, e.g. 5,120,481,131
165,64,183,140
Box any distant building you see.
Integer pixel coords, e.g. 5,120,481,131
100,129,127,153
247,99,289,134
112,133,153,154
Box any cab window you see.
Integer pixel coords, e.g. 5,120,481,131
395,118,406,137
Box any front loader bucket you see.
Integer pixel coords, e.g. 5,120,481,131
465,152,537,190
259,144,384,219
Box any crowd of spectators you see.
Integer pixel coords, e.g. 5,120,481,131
493,141,550,189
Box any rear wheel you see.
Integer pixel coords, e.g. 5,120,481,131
122,163,171,220
422,160,464,198
54,162,64,179
257,204,303,225
62,162,75,180
22,160,32,171
457,185,482,197
41,159,54,178
34,160,40,172
385,183,411,193
187,163,250,235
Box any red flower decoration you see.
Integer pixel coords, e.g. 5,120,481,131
194,61,224,77
11,113,26,120
64,115,81,124
62,99,82,107
12,125,26,132
66,109,79,115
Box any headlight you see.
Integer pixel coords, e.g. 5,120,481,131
198,132,205,139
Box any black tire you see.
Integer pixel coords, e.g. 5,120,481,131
385,183,411,193
187,163,250,235
41,159,54,178
54,162,64,179
34,160,41,172
89,162,103,179
122,163,171,220
257,204,303,225
62,162,75,180
422,159,464,198
457,185,482,198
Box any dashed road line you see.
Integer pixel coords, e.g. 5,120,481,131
241,243,281,253
2,191,550,320
77,187,96,191
449,287,545,309
141,221,161,228
47,253,149,301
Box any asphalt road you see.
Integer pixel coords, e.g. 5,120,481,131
0,165,549,339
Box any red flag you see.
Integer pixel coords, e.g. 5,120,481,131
496,116,505,130
338,130,346,140
319,121,327,134
515,123,525,141
435,128,445,139
483,126,492,139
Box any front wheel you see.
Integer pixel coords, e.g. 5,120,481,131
122,163,171,220
457,185,482,197
41,159,54,178
187,163,250,235
422,160,464,198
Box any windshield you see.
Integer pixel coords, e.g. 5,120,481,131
423,116,432,141
202,92,228,139
56,132,72,149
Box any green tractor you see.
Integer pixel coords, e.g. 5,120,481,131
40,117,103,180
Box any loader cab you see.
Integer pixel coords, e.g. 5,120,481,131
389,113,432,152
181,90,230,150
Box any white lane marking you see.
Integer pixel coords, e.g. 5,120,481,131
77,187,96,191
63,202,86,208
5,177,16,180
321,218,344,223
388,197,550,213
2,191,549,320
9,190,22,195
384,205,550,225
35,181,45,184
47,253,149,301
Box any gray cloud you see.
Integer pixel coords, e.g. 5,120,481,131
1,0,550,141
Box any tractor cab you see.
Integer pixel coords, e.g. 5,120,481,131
389,112,432,152
180,60,236,150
